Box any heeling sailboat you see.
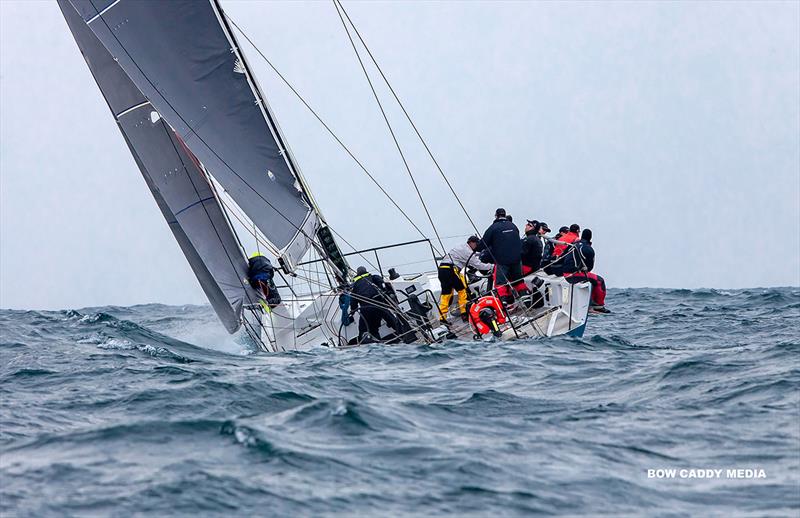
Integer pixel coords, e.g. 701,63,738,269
60,0,591,352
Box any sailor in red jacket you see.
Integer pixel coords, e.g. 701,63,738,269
552,223,580,257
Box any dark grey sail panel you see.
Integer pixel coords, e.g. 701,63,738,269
127,139,248,335
68,0,317,258
59,0,259,333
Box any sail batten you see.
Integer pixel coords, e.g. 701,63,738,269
59,0,260,333
114,100,150,119
67,0,319,267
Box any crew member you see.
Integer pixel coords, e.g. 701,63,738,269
521,220,544,275
476,208,531,305
538,222,553,265
561,229,610,313
438,236,494,323
247,252,281,308
553,223,580,257
349,266,402,341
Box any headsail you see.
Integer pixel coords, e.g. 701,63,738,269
67,0,319,270
59,0,260,333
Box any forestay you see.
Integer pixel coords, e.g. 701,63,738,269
67,0,319,269
59,0,260,333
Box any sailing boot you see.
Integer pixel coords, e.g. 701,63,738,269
438,293,453,323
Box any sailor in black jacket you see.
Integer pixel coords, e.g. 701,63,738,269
247,253,282,306
477,208,522,265
561,229,609,312
562,237,595,274
349,266,402,340
521,220,544,274
477,208,530,302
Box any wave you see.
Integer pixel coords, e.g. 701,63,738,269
2,288,799,516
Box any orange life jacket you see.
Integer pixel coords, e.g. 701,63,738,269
469,296,508,335
553,231,579,257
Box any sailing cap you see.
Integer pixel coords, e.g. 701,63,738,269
538,222,551,232
467,235,480,244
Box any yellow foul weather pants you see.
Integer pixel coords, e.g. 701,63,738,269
437,264,468,321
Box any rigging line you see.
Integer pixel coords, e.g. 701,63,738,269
332,0,445,256
88,2,329,266
222,12,432,246
336,0,481,236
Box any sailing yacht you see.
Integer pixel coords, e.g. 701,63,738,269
59,0,591,352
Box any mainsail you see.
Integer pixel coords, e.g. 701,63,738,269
59,0,260,333
67,0,319,270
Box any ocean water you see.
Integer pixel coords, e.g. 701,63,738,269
1,288,798,516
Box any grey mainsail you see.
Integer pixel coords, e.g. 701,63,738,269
59,0,260,333
67,0,319,270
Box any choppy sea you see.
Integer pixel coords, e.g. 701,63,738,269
1,288,798,516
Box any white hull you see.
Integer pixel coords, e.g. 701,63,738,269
248,271,591,353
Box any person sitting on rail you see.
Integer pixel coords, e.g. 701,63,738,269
552,223,580,257
543,224,579,276
438,236,494,323
349,266,403,342
561,229,610,313
476,208,531,306
247,252,281,308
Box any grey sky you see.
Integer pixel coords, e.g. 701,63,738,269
1,0,798,310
